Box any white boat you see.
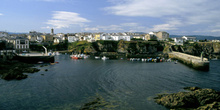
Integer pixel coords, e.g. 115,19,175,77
95,56,100,59
101,56,109,60
175,60,178,64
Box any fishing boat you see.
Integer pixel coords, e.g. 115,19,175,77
95,56,100,59
101,56,109,60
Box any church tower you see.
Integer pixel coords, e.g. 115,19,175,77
51,28,54,35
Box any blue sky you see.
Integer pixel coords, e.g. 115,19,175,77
1,0,220,36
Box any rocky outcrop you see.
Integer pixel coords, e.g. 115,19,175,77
154,87,220,110
183,42,220,59
69,41,165,55
0,60,40,80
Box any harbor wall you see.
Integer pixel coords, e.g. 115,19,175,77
168,51,209,71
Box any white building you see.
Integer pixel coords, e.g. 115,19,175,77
0,32,8,37
172,36,197,45
68,36,79,43
6,37,29,53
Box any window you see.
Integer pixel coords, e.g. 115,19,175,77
20,40,25,44
17,40,19,44
17,45,19,49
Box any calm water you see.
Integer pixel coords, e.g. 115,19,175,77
0,55,220,110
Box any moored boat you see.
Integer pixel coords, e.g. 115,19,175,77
101,56,109,60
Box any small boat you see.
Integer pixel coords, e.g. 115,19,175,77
95,56,100,59
70,54,83,59
175,60,178,64
101,56,109,60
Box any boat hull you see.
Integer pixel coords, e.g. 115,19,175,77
13,55,55,63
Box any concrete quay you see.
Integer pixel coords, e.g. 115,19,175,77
168,51,209,71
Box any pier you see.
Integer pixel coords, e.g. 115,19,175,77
168,51,209,71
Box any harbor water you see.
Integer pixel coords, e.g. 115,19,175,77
0,55,220,110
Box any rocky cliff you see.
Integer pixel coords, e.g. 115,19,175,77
182,42,220,59
68,40,165,55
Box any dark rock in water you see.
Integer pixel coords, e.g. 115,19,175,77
23,68,40,73
1,68,28,80
154,87,220,109
45,69,48,71
183,86,201,91
0,60,40,80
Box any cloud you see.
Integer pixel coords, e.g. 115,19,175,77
45,11,90,29
83,22,148,32
150,18,182,31
84,27,99,31
105,0,220,34
0,13,3,16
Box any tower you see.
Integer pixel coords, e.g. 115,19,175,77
51,28,54,35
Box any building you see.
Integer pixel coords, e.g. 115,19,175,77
51,28,54,35
41,34,54,43
6,37,29,53
27,31,43,43
68,36,79,43
182,36,196,42
145,32,157,41
155,31,169,41
0,32,9,37
94,33,101,41
172,36,197,45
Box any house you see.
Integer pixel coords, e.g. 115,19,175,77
145,32,157,41
54,37,63,44
68,36,79,43
182,36,196,42
0,32,9,37
94,33,101,41
145,31,169,41
155,31,169,41
41,34,53,43
6,37,29,53
172,36,197,45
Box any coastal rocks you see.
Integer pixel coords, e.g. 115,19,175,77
1,68,28,80
0,60,40,80
154,87,220,110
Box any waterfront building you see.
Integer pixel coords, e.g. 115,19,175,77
6,37,29,53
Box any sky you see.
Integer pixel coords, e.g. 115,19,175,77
1,0,220,36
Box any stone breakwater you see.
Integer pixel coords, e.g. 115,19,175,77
169,51,209,71
154,87,220,110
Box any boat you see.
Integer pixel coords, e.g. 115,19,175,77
175,60,178,64
95,56,100,59
12,53,55,63
101,56,109,60
70,54,83,59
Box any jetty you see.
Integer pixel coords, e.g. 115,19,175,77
168,51,209,71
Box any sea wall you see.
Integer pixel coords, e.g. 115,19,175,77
169,51,209,71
